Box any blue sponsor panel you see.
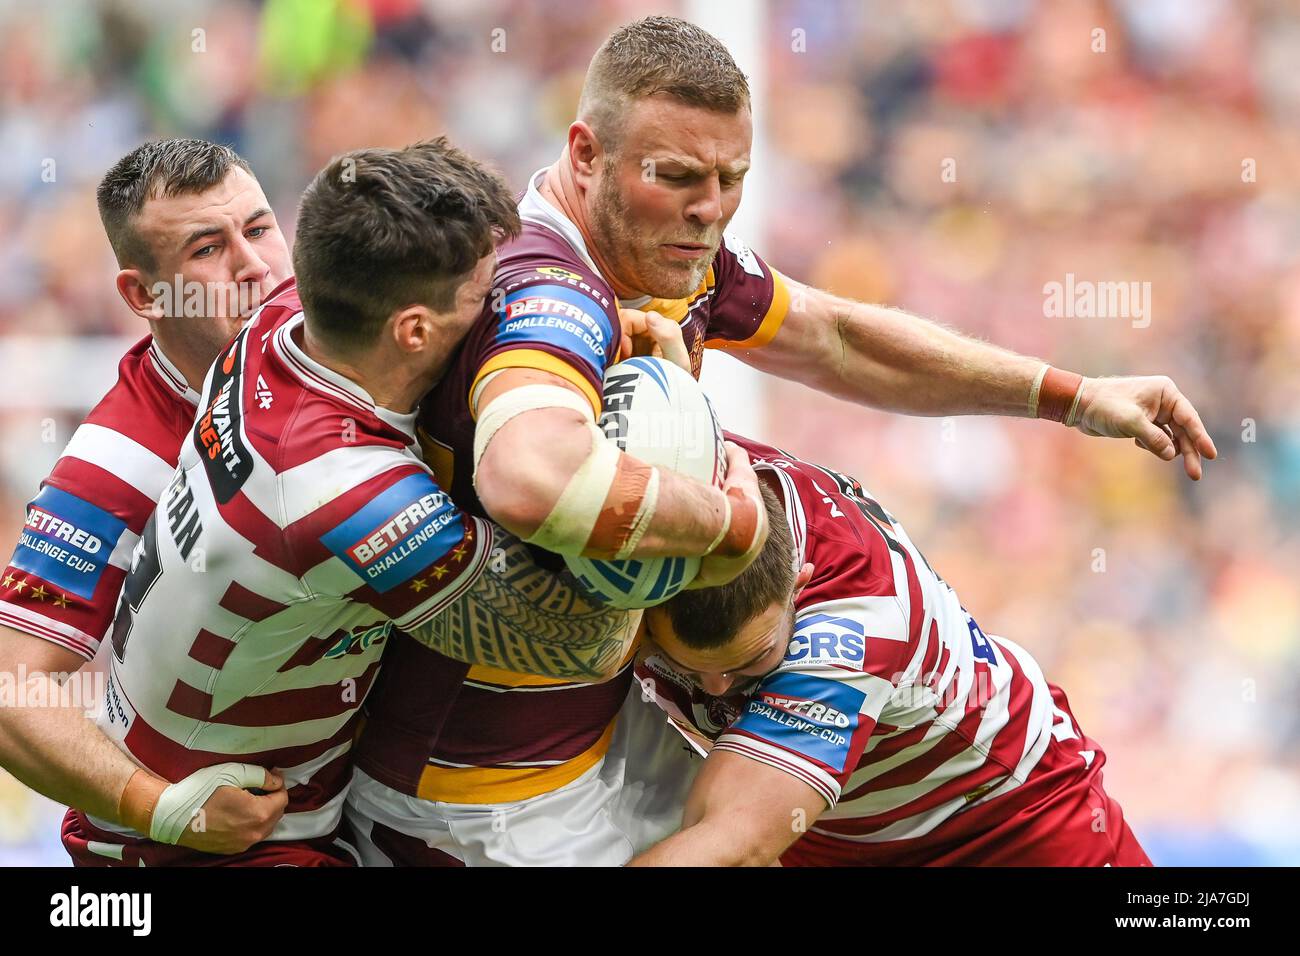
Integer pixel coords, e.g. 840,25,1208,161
734,671,867,774
497,284,613,376
786,613,867,665
9,485,126,599
321,473,463,593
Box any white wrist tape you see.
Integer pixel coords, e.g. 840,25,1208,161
151,762,267,845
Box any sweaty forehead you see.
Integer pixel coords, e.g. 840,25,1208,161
621,96,752,170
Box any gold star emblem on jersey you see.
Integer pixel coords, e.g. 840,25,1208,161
53,593,70,608
2,574,15,589
430,565,449,580
10,578,25,594
410,577,429,593
451,544,467,562
30,584,48,602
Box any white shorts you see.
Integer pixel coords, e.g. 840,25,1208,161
345,683,702,866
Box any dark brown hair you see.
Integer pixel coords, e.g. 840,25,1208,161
292,138,520,350
664,481,795,650
97,138,253,273
579,16,751,151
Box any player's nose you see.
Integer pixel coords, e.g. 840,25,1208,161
701,672,733,696
230,233,271,287
684,177,724,227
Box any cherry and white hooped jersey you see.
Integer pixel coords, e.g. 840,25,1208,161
0,328,207,661
95,283,491,842
637,434,1064,845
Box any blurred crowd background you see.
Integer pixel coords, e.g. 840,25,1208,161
1,0,1296,865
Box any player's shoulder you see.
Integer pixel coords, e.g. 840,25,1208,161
496,223,617,318
80,335,198,464
201,297,419,499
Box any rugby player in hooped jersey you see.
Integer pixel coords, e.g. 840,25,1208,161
349,16,1207,867
59,139,716,867
629,435,1152,867
0,140,296,855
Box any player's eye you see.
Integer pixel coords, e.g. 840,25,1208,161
194,244,218,258
247,226,268,239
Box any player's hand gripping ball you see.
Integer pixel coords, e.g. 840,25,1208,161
564,357,726,608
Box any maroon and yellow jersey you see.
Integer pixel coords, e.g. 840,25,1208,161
354,168,790,803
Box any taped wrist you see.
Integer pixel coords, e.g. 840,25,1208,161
708,486,762,558
1035,366,1085,426
118,768,162,836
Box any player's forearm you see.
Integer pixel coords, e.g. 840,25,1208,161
829,300,1046,416
478,410,743,560
628,819,776,867
612,465,731,557
0,672,146,825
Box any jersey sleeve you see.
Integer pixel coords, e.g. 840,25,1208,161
712,598,913,809
0,432,168,661
469,266,621,418
702,232,791,353
308,461,494,631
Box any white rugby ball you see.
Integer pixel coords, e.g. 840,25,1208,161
564,356,727,609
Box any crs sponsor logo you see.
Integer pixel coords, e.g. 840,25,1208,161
757,690,853,729
787,613,866,667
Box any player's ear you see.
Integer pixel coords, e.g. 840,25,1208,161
390,305,435,354
116,269,165,323
569,121,601,185
792,562,815,596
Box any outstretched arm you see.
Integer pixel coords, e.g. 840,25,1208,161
734,276,1218,479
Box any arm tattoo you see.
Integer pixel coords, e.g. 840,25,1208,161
409,528,637,681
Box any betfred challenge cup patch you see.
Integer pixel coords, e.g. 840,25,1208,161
9,485,126,599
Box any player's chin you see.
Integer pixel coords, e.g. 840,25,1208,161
647,256,707,299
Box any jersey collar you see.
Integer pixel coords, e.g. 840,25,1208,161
273,312,417,438
146,339,200,407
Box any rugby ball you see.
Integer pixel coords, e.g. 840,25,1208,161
564,356,727,609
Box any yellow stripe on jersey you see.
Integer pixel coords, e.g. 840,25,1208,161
703,269,791,352
415,719,617,804
464,663,577,688
465,636,640,689
469,348,603,420
415,426,456,492
639,274,710,325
